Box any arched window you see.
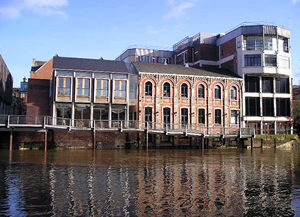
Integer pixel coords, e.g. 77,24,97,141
231,86,237,100
214,85,221,99
181,83,188,98
145,81,152,96
163,82,171,97
198,84,205,98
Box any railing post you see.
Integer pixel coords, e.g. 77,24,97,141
185,125,188,136
43,116,46,128
120,121,123,132
7,115,10,128
146,122,149,150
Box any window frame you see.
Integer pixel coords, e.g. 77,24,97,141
95,78,109,98
230,110,238,125
181,107,189,127
214,85,221,100
76,77,91,98
244,54,262,67
145,81,153,97
215,109,222,125
181,83,189,98
114,79,127,98
163,82,171,98
198,108,205,124
230,86,238,100
198,84,205,98
57,76,72,100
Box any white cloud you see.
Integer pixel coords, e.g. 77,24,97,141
292,0,300,3
0,0,68,19
164,0,198,19
146,25,160,35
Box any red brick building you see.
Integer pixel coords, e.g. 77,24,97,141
134,62,243,136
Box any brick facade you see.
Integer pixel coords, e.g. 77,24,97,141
139,73,242,136
26,79,51,116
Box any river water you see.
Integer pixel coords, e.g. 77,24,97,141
0,148,300,216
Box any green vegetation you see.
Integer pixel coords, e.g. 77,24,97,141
294,100,300,136
256,134,298,141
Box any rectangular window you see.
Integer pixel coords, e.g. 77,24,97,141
77,78,90,97
58,77,71,96
215,109,221,124
264,36,273,50
276,78,289,93
56,103,72,119
231,110,238,125
111,105,126,121
245,76,259,92
279,57,290,69
96,79,108,97
276,98,290,116
244,54,261,67
265,54,277,66
114,80,127,97
262,98,274,116
198,108,205,124
75,104,90,119
245,36,263,50
283,38,289,52
262,77,273,93
246,97,260,116
93,105,109,121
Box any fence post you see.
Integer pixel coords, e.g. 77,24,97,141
146,122,149,150
43,116,46,128
120,121,123,132
7,115,10,128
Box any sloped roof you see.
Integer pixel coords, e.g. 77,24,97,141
133,62,241,78
53,56,130,73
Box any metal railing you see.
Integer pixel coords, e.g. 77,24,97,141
0,115,256,137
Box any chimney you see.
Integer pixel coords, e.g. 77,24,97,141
99,57,104,60
23,77,27,82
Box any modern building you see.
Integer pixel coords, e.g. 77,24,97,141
0,54,13,114
116,47,173,64
170,24,293,134
27,55,138,126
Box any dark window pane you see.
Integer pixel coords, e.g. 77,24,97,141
265,55,277,66
214,85,221,99
244,54,261,66
262,77,273,93
262,98,274,116
163,83,171,97
198,109,205,124
198,84,205,98
276,98,290,116
276,77,289,93
145,81,152,96
215,109,221,124
245,76,259,92
246,97,260,116
181,108,188,127
181,83,188,98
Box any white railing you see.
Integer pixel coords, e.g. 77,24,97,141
0,115,256,137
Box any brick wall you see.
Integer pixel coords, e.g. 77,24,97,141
26,79,51,116
220,38,236,59
30,58,53,80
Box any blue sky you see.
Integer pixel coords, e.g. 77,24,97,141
0,0,300,86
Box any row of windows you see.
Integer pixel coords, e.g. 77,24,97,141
245,97,290,117
244,54,290,68
244,36,289,52
57,77,127,98
144,107,238,125
245,76,289,93
145,81,238,100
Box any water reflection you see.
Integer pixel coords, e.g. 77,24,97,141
0,149,299,216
